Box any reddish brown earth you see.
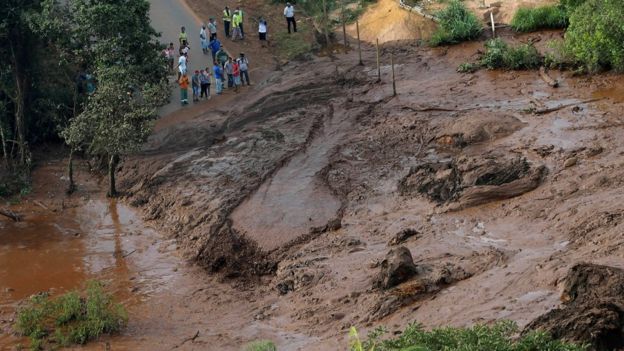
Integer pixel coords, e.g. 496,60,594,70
3,1,624,351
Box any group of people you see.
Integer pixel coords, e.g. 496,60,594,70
163,3,299,105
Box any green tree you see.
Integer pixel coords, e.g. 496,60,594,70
63,66,167,196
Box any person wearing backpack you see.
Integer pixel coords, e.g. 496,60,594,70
239,53,250,86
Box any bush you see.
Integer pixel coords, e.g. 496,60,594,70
544,39,576,70
15,281,127,350
510,6,568,32
481,38,542,70
429,0,483,46
352,321,587,351
565,0,624,72
244,340,277,351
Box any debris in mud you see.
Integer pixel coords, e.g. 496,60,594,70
388,228,420,246
526,263,624,350
563,157,577,168
399,154,547,210
374,246,419,290
435,114,525,148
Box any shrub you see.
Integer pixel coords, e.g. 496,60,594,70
510,6,568,32
353,321,587,351
244,340,277,351
429,0,483,46
565,0,624,72
15,281,127,350
481,38,542,70
544,39,576,70
457,62,479,73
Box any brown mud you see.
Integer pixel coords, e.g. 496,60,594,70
4,1,624,350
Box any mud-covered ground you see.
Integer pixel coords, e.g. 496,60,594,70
107,20,624,349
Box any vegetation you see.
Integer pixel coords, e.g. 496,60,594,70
565,0,624,72
244,340,277,351
510,6,568,32
15,281,127,350
349,321,587,351
0,0,168,197
480,38,541,70
429,0,483,46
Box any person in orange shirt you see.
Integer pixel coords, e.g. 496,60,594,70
179,73,190,105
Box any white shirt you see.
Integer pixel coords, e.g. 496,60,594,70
284,5,294,18
259,22,267,33
200,28,207,40
178,55,187,73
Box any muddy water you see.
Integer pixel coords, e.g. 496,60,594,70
0,199,179,347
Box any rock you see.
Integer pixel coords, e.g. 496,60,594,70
331,312,345,320
526,263,624,350
276,280,294,295
586,146,604,157
374,247,419,289
564,157,577,168
388,228,420,246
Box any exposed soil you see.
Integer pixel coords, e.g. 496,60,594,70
4,1,624,350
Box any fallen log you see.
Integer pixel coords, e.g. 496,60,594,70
534,98,603,115
0,208,22,222
539,67,559,88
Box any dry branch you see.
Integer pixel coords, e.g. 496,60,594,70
539,67,559,88
0,208,22,222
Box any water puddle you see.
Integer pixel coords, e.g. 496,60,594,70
0,199,179,347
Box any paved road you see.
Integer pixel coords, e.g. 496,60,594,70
149,0,213,116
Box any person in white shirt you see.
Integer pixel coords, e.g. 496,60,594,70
258,17,268,47
238,53,250,86
283,2,296,33
177,53,187,80
200,25,208,55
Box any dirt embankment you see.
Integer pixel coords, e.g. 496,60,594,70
116,23,624,350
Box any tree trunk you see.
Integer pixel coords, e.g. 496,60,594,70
67,149,75,194
9,37,27,166
0,120,8,167
322,0,330,47
107,154,119,197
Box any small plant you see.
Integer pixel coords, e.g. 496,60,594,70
429,0,483,46
457,62,479,73
244,340,277,351
544,39,576,70
510,6,568,32
352,321,587,351
481,38,542,70
15,281,127,350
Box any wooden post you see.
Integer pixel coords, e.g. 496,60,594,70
391,52,396,96
490,12,495,38
356,20,363,65
376,38,380,82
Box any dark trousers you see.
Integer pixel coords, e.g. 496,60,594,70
239,23,244,37
200,83,210,98
210,33,217,41
224,21,231,37
241,70,250,85
286,16,296,33
227,74,233,88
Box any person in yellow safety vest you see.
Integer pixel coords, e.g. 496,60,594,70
236,6,245,37
179,26,188,45
231,11,243,41
223,6,232,38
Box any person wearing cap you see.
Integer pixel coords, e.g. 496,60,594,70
231,10,243,41
223,6,232,38
178,73,189,105
284,3,296,33
208,18,218,40
236,6,245,37
191,70,201,102
239,53,250,86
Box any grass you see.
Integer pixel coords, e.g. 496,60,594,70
480,38,542,70
15,281,127,350
274,22,313,61
350,321,587,351
510,6,568,32
244,340,277,351
429,0,483,46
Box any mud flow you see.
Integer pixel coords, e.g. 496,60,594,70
0,200,180,347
